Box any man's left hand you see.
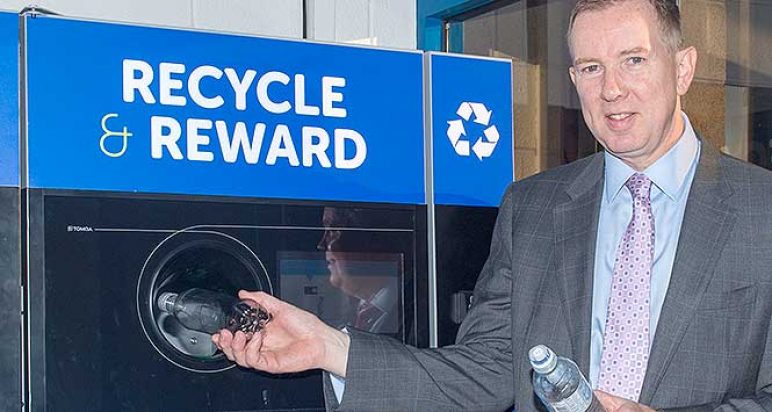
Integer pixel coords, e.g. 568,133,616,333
594,390,657,412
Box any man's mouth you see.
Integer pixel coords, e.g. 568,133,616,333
604,112,636,131
606,112,634,120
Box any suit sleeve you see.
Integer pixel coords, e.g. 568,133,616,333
323,186,517,412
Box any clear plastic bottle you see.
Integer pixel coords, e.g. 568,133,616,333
157,288,271,335
529,345,596,412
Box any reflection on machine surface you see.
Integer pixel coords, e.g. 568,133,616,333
29,194,422,410
279,251,402,335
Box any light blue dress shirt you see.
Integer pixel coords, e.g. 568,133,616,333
589,113,701,387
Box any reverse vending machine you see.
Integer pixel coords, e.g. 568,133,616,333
22,15,428,410
17,11,516,411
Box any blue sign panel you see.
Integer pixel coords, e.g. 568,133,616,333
0,12,18,187
429,53,513,207
26,17,425,204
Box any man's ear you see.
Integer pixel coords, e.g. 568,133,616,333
675,46,697,96
569,66,577,86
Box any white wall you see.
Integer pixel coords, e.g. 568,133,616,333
0,0,415,49
307,0,415,48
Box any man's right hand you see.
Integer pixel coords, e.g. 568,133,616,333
212,290,351,377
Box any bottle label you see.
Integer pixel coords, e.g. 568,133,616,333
550,382,592,412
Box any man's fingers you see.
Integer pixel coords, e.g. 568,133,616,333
218,329,235,361
231,331,248,366
595,391,656,412
244,332,265,368
594,390,614,411
594,390,613,403
238,290,283,313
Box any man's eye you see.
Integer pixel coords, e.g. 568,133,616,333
581,64,600,74
628,56,645,65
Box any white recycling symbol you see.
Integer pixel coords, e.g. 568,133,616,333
446,102,499,160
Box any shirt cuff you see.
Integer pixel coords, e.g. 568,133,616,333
330,326,350,404
330,372,346,404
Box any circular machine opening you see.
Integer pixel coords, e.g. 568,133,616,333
137,229,271,373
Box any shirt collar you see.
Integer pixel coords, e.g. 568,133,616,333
604,112,700,202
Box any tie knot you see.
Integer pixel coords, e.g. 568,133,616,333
625,173,652,200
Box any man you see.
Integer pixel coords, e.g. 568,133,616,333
213,0,772,410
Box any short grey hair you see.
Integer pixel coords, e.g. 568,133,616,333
567,0,683,55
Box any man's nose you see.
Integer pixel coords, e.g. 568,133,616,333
316,232,328,251
317,230,341,251
601,68,626,102
329,273,341,287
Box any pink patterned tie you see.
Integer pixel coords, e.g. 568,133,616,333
598,173,654,401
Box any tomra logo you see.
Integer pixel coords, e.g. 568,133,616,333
446,101,499,160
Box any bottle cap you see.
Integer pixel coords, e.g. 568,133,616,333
157,292,178,313
529,345,557,374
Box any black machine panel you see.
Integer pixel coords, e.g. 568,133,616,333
435,205,498,346
0,187,20,411
26,190,427,411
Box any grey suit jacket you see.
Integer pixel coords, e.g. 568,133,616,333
323,142,772,411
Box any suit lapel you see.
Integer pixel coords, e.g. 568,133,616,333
553,154,604,376
638,142,737,404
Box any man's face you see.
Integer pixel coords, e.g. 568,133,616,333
327,250,376,300
326,251,355,296
568,0,695,170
